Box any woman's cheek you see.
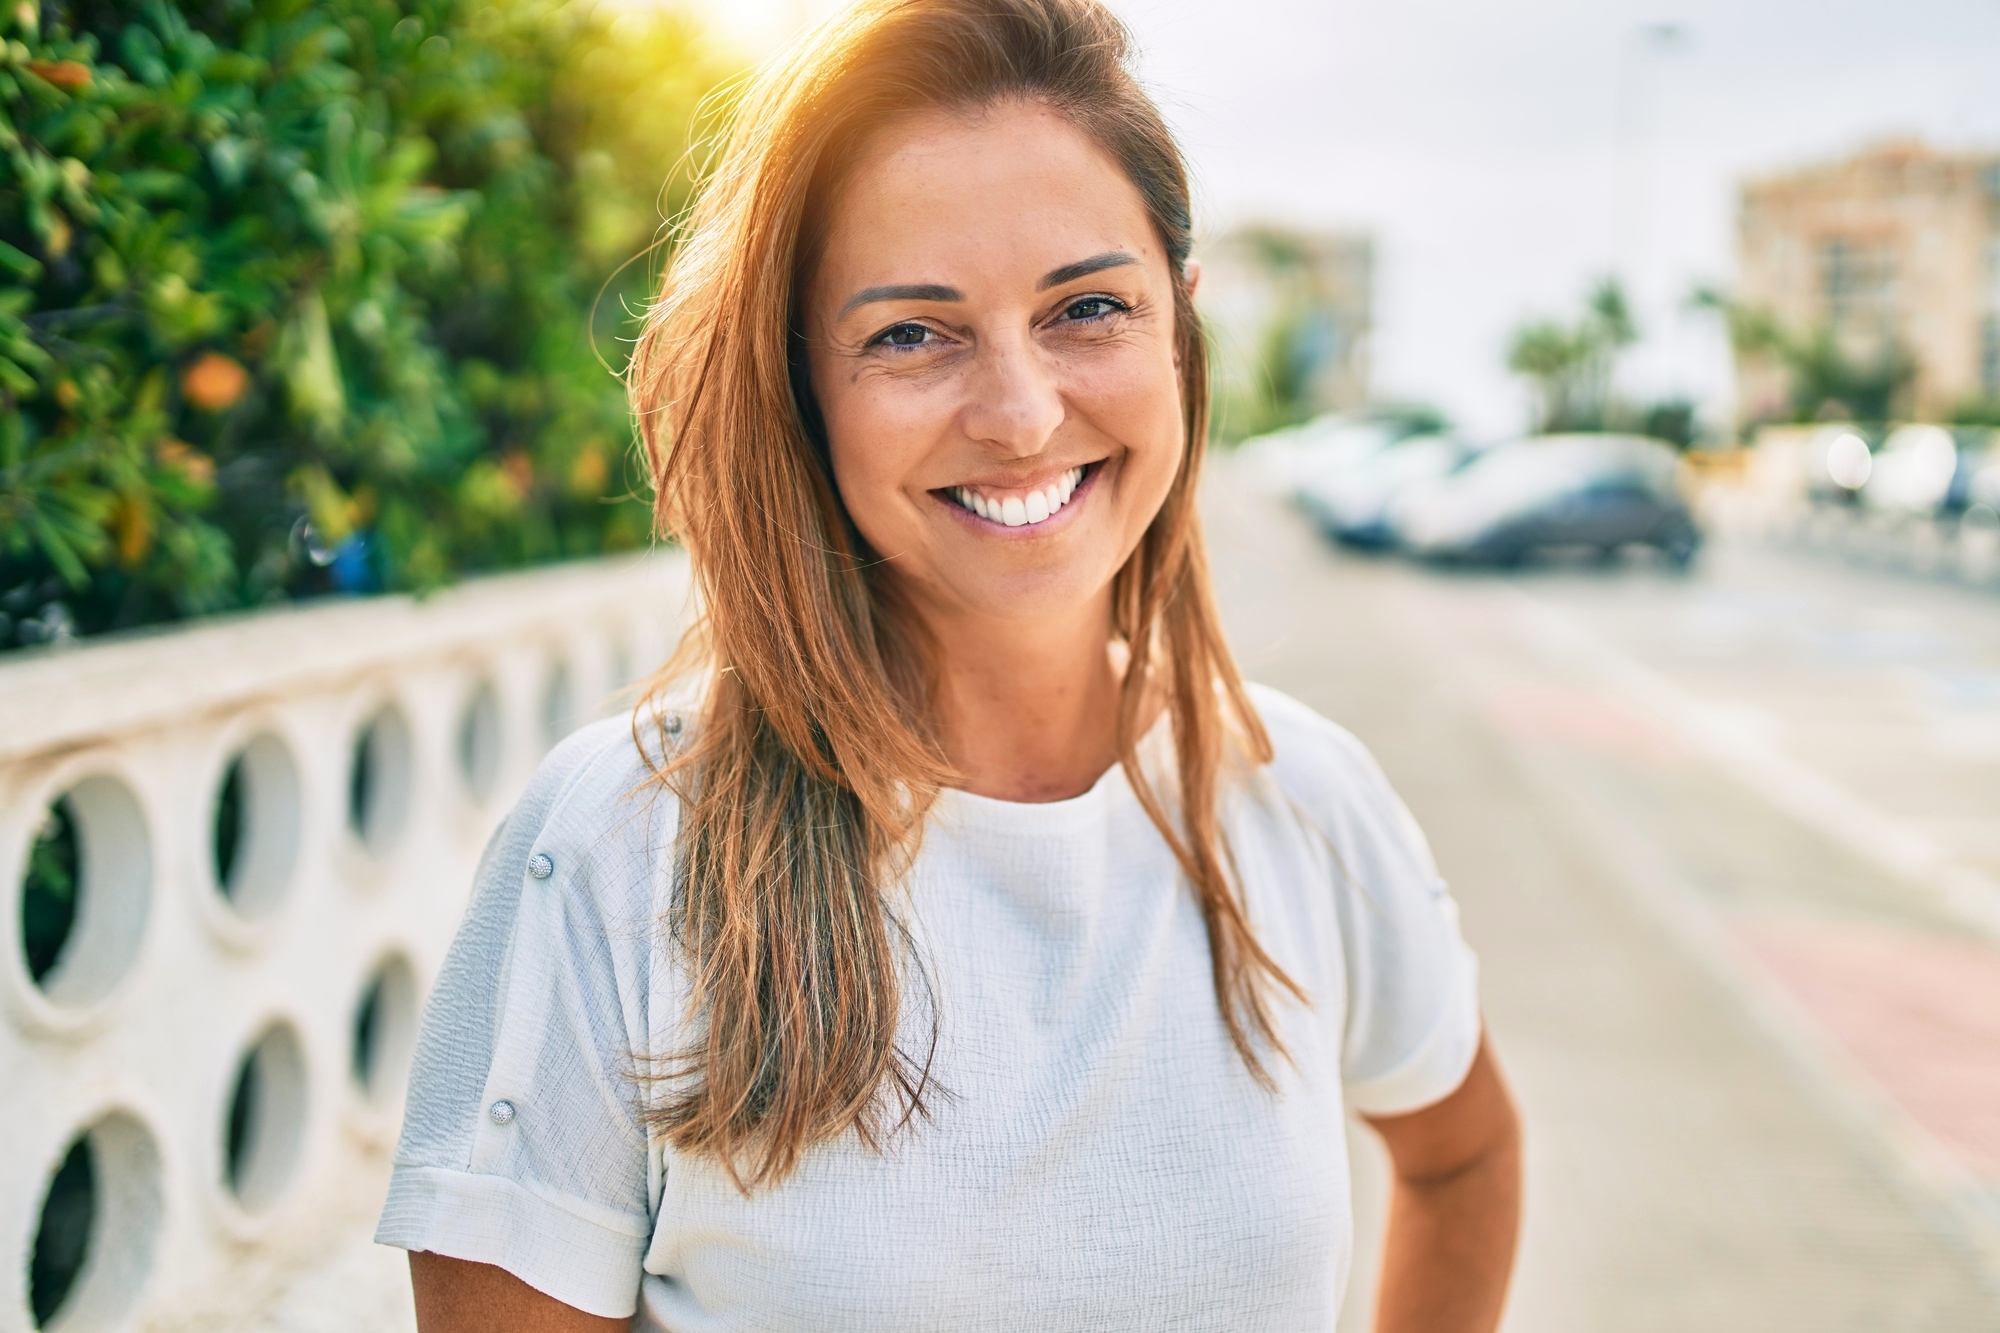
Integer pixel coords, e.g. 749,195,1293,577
827,393,936,543
1063,346,1182,464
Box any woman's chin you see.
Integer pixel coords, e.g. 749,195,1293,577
911,558,1118,628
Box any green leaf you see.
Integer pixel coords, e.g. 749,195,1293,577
0,239,44,281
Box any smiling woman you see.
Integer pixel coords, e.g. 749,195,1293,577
377,2,1520,1330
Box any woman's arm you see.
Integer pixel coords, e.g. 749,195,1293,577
1362,1032,1522,1333
409,1253,632,1332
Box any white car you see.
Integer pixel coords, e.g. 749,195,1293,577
1295,434,1478,549
1240,414,1408,497
1386,434,1699,567
1861,424,1960,517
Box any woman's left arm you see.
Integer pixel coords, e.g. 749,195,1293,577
1362,1031,1522,1333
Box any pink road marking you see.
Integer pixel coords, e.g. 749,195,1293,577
1740,917,2000,1179
1481,680,1688,766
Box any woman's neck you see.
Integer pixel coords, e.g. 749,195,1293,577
922,591,1126,803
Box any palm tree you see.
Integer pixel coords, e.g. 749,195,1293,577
1507,281,1636,432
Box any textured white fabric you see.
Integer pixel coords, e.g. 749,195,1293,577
376,684,1481,1329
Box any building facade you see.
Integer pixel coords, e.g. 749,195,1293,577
1198,224,1373,440
1736,139,2000,423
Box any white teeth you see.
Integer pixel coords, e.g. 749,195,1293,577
954,465,1088,528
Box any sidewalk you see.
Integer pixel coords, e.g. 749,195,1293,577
1204,462,2000,1330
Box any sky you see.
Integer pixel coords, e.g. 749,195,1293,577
678,0,2000,436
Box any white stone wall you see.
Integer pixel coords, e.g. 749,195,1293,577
0,553,690,1332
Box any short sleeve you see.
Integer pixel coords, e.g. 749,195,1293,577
375,718,671,1319
1252,685,1482,1118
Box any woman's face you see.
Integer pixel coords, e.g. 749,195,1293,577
804,100,1186,631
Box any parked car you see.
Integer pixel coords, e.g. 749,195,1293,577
1242,412,1424,497
1862,424,1959,516
1963,433,2000,516
1295,433,1479,549
1386,433,1699,567
1803,423,1877,501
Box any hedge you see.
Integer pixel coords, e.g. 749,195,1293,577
0,0,735,650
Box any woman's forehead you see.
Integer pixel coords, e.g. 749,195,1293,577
812,101,1161,304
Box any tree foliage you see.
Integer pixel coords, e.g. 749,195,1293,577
0,0,736,649
1692,286,1915,426
1504,280,1698,447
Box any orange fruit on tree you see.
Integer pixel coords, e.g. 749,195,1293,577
182,352,249,412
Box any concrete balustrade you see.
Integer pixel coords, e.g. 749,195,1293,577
0,553,689,1332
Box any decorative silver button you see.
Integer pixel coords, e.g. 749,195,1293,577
488,1100,516,1125
664,712,683,736
526,853,553,880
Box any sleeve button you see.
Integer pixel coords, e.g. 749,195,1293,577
664,712,683,736
489,1100,517,1125
526,853,554,880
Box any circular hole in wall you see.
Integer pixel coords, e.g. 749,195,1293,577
351,954,419,1101
28,1112,162,1330
210,734,301,921
541,661,574,750
347,707,413,855
223,1022,309,1213
17,777,151,1008
20,798,78,987
456,682,501,804
29,1134,90,1327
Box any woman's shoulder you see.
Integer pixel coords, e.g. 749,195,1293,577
1241,682,1433,863
1243,683,1386,795
503,706,686,897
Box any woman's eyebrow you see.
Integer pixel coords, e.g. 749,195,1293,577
835,252,1137,318
1038,250,1137,289
839,283,962,317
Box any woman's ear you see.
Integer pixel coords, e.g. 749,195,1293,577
1183,257,1202,302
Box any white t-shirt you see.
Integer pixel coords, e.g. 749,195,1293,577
376,684,1480,1330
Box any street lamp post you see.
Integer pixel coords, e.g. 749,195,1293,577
1613,21,1691,302
1612,20,1692,427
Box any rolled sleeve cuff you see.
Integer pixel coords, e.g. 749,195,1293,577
375,1165,649,1319
1345,946,1483,1118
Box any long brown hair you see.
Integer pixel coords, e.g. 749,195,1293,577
629,0,1301,1191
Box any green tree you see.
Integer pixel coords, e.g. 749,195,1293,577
0,0,736,649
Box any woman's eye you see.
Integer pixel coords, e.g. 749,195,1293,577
1060,296,1125,323
877,323,932,348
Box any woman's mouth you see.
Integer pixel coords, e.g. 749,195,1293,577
942,464,1090,528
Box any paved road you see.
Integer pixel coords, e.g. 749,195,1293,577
1202,458,2000,1331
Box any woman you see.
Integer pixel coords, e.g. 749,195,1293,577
378,0,1521,1328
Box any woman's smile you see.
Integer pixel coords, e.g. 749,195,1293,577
937,461,1101,530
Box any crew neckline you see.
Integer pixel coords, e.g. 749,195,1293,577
932,711,1170,835
936,757,1130,831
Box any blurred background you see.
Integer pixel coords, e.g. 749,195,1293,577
4,0,1999,1329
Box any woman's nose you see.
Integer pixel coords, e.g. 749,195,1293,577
960,335,1064,459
